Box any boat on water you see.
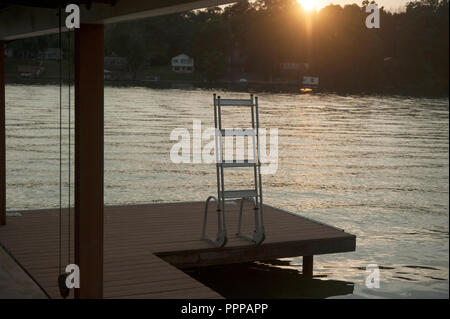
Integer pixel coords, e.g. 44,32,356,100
300,75,319,94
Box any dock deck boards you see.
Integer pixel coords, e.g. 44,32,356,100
0,202,355,299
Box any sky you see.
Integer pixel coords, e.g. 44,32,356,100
312,0,411,11
241,0,414,12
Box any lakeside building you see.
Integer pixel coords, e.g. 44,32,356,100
17,65,44,78
105,53,128,70
38,48,63,60
279,62,309,81
171,54,194,73
302,76,320,88
4,45,13,58
279,62,309,72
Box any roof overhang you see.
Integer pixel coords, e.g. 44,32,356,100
0,0,239,41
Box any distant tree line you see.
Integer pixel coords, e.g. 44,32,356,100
104,0,449,94
7,0,449,95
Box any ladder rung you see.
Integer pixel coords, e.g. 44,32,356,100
218,99,253,106
219,160,256,168
220,129,255,136
222,190,257,199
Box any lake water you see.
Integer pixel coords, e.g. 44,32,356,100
4,84,449,298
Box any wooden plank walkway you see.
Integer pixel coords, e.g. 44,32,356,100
0,245,47,299
0,202,356,299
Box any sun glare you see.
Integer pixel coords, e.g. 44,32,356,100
296,0,317,12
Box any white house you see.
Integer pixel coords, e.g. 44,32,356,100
280,62,309,71
104,69,113,80
4,46,13,58
18,65,44,78
171,54,194,73
104,53,128,69
302,76,320,87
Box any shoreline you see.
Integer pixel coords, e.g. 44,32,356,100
5,77,449,98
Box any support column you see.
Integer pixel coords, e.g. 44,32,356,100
74,24,104,298
303,255,313,279
0,41,5,226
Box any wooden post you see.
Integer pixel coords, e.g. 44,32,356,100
303,255,313,279
74,24,104,298
0,40,5,226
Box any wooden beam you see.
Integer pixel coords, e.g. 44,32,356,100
0,40,5,226
74,24,104,299
0,0,239,41
158,236,355,269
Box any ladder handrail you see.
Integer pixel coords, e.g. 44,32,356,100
216,98,253,106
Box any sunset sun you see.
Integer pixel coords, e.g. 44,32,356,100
296,0,317,11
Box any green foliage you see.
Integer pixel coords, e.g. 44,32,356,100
7,0,449,94
201,51,226,80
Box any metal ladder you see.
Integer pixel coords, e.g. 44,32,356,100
202,94,265,247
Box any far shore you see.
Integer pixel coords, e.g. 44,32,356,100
5,77,449,98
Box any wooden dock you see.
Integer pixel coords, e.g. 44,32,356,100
0,202,356,299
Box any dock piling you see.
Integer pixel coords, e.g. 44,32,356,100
303,256,314,279
0,40,5,226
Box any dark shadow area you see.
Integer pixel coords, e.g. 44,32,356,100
184,261,354,299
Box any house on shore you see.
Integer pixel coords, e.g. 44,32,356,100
302,76,320,88
171,54,194,73
279,62,309,72
39,48,63,60
105,53,128,70
17,65,44,78
104,69,112,80
279,62,309,81
4,45,13,58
